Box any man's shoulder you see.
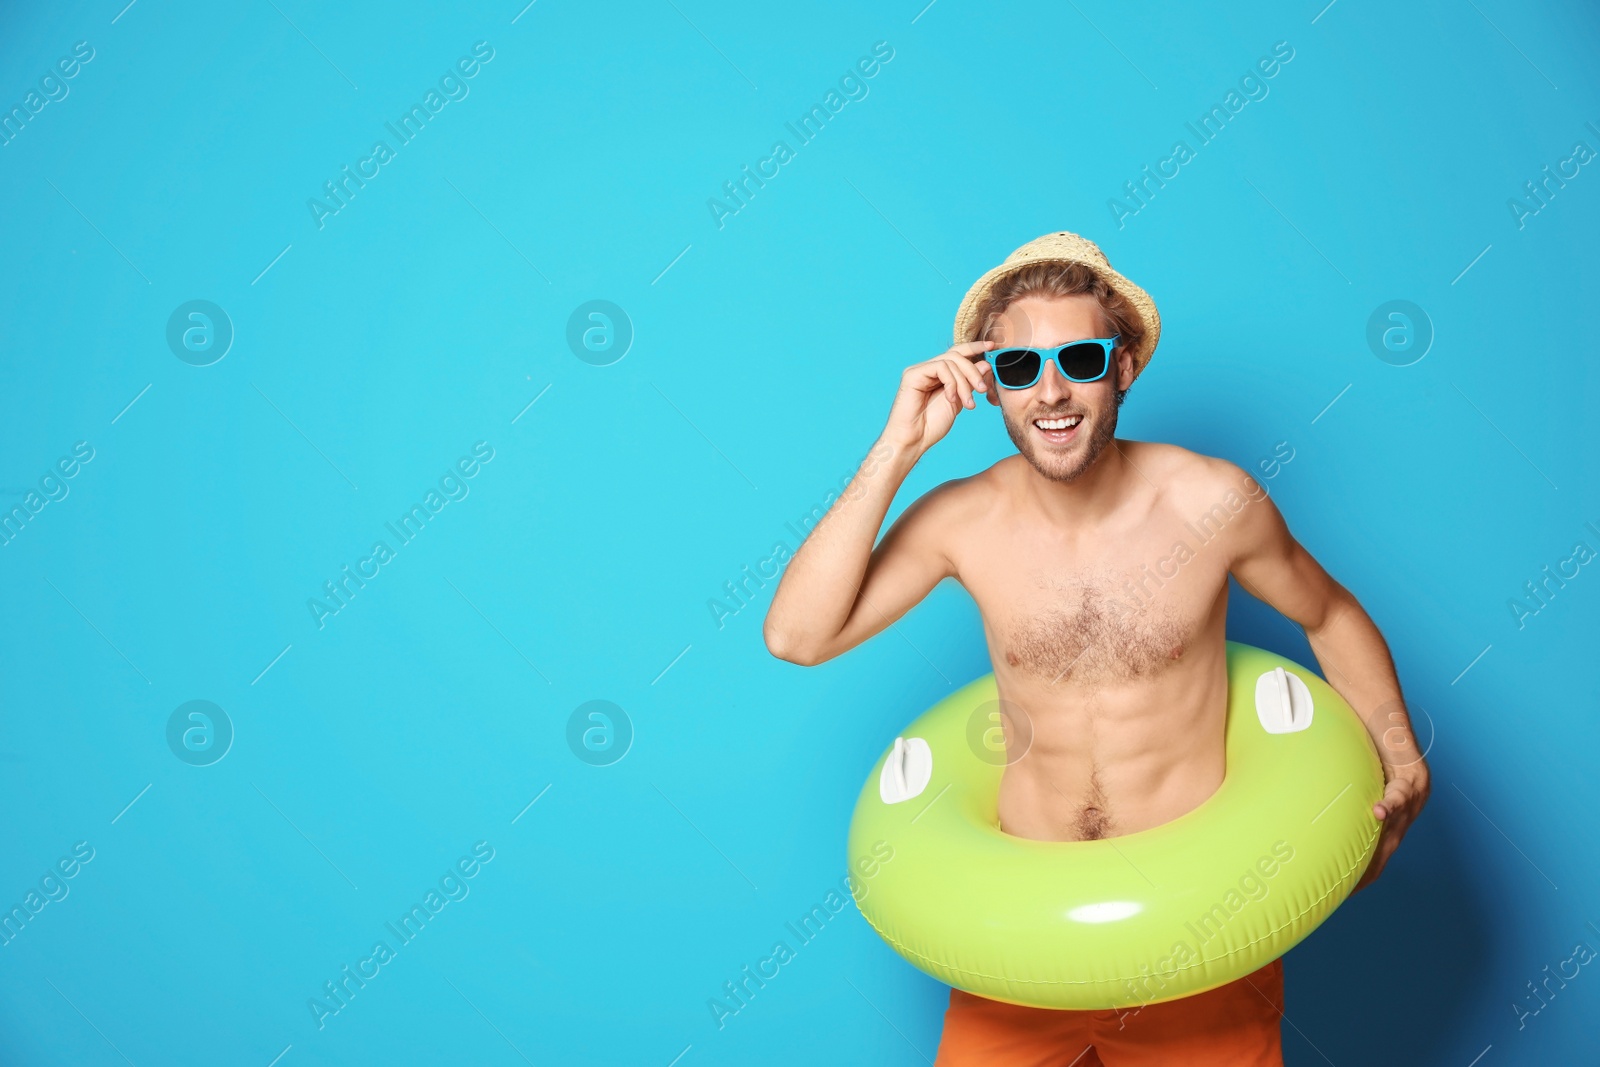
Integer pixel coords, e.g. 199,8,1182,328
1132,441,1254,486
1124,440,1259,504
907,457,1013,520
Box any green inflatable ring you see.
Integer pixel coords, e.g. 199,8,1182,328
846,641,1384,1009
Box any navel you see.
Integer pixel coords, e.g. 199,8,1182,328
1076,769,1112,840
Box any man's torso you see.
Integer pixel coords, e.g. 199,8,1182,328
940,440,1253,842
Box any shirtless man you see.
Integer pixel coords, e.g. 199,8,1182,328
762,232,1430,1065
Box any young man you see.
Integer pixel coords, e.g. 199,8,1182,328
762,232,1430,1065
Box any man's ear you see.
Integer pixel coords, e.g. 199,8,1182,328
1115,349,1137,391
985,382,1001,406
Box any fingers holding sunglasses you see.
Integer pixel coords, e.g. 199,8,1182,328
884,345,999,453
920,356,979,411
935,355,987,409
950,340,1001,361
952,340,999,384
925,359,965,410
955,348,995,392
942,343,997,404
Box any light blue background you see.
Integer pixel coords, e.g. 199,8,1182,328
2,1,1597,1064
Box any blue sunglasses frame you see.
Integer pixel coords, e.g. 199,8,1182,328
983,336,1120,389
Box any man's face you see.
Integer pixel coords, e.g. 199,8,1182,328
982,294,1135,483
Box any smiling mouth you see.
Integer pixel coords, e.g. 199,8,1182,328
1033,413,1083,444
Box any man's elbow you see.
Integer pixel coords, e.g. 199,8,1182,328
762,621,828,666
1304,581,1360,636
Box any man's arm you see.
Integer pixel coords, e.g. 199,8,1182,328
763,342,995,666
1219,462,1431,890
763,444,957,665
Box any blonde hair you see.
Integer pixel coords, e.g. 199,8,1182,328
970,261,1147,357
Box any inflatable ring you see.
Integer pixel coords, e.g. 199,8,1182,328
846,641,1383,1009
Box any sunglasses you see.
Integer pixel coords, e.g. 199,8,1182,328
983,336,1120,389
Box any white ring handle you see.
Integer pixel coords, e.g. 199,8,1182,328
1254,666,1315,734
879,736,934,804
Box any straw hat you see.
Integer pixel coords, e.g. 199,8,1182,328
952,231,1162,379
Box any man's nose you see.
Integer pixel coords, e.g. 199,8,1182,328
1034,358,1071,400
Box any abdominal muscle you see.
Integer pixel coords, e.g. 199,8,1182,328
991,641,1231,842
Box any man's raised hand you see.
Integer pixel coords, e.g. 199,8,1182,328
882,341,998,455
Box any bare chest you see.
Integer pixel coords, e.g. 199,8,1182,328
958,531,1229,686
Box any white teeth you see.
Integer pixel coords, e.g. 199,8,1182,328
1034,416,1082,430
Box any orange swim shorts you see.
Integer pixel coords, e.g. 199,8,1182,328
932,957,1285,1067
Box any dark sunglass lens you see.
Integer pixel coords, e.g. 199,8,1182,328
993,349,1040,387
1057,342,1108,381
